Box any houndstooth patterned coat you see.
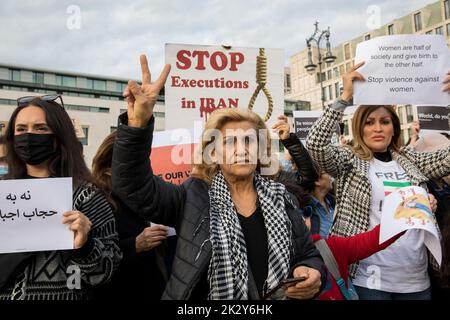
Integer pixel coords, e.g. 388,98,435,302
306,102,450,276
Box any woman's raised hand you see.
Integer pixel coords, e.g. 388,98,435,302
124,55,171,128
341,61,365,103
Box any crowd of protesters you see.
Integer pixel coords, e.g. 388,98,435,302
0,55,449,300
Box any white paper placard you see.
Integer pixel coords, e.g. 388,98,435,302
0,178,73,253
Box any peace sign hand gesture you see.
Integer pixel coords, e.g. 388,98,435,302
124,54,171,128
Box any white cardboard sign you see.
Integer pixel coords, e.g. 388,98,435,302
380,186,441,265
354,35,450,106
0,178,73,253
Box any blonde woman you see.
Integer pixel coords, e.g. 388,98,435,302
111,55,325,300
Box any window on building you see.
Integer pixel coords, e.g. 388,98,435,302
333,67,339,78
328,85,333,100
343,120,349,136
426,30,434,35
339,64,345,76
65,104,109,113
445,0,450,20
364,34,371,41
316,72,325,84
116,82,127,93
285,73,291,88
414,12,422,31
345,62,352,72
94,79,106,91
0,98,16,105
326,70,332,80
322,87,327,102
56,75,76,87
436,26,444,35
388,24,394,35
32,72,44,84
406,105,414,122
78,126,89,145
335,82,340,98
9,69,21,81
86,78,106,91
447,23,450,36
344,43,351,60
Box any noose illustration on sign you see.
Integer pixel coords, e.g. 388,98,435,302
248,48,274,122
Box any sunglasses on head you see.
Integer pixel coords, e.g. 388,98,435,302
17,95,64,109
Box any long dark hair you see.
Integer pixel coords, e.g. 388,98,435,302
5,98,94,188
92,131,117,209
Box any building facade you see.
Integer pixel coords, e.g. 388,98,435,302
0,64,165,167
287,0,450,143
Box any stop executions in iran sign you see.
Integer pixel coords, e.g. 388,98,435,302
164,44,284,130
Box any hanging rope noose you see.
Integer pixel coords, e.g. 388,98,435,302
248,48,274,122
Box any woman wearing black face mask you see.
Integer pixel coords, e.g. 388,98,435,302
0,96,122,300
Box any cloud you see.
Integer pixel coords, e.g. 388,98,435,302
0,0,437,80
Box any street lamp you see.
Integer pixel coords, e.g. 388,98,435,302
304,21,336,109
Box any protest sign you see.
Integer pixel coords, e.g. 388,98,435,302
150,222,176,237
293,110,339,141
416,105,450,134
354,35,450,105
150,128,201,185
0,178,73,253
293,111,322,140
380,186,441,265
165,44,284,129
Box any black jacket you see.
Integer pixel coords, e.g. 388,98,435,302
93,196,170,300
112,114,326,300
280,133,319,192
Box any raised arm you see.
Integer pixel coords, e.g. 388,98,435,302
402,145,450,180
273,115,319,189
306,62,365,177
111,55,185,227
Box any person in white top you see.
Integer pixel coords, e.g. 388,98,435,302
306,63,449,300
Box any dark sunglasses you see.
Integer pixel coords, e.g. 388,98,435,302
17,95,64,109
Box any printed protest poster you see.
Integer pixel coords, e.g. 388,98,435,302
293,110,339,141
0,178,73,253
165,44,284,130
380,186,441,265
293,111,322,141
354,35,450,105
150,128,201,185
416,105,450,135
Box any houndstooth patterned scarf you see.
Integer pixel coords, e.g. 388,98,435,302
207,171,291,300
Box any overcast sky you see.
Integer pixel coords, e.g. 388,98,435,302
0,0,438,80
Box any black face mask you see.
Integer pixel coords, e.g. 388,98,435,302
14,133,56,165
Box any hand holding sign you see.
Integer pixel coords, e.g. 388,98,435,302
62,211,92,249
135,224,168,253
0,178,73,253
380,186,442,265
341,61,366,102
125,55,171,128
443,71,450,93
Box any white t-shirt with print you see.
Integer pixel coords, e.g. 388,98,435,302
352,158,430,293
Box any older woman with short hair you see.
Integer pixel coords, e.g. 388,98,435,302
112,55,325,300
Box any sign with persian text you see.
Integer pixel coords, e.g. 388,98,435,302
0,178,73,253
